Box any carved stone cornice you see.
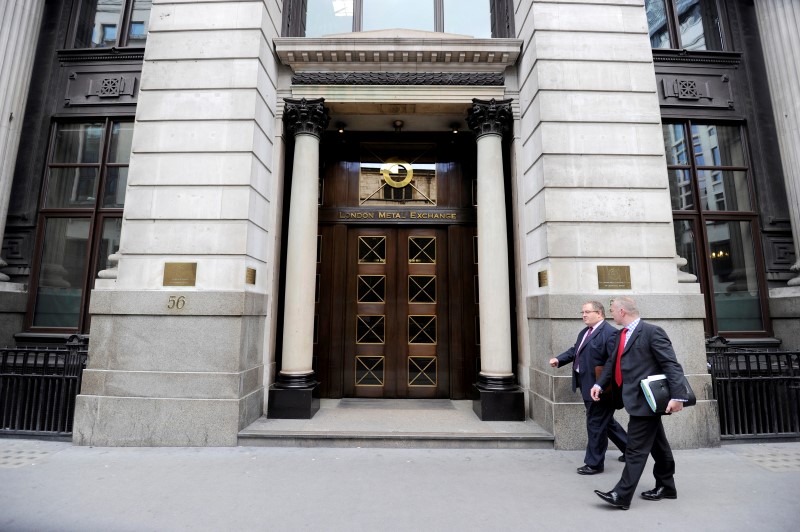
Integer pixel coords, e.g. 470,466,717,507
291,72,504,86
283,98,330,138
467,98,513,138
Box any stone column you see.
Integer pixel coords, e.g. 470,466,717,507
0,0,44,284
466,98,524,421
267,98,329,419
755,0,800,349
754,1,800,287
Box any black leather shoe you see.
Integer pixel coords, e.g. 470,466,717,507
640,486,677,501
577,465,604,475
618,454,626,462
594,490,630,510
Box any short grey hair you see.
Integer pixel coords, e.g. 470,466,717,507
585,300,605,317
611,296,639,316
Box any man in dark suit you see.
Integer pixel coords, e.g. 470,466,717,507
550,301,627,475
591,296,689,510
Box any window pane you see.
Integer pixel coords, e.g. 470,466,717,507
668,169,695,211
127,0,151,46
74,0,122,48
691,125,744,167
698,170,751,211
32,218,91,328
677,0,723,51
363,0,434,32
359,144,436,206
307,0,354,36
108,122,134,163
103,167,128,207
52,123,103,164
45,168,99,208
444,0,490,37
95,218,123,274
662,124,688,165
673,219,700,279
706,220,763,331
645,0,672,48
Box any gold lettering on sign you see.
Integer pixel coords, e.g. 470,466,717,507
538,270,548,287
597,266,631,290
246,268,256,285
163,262,197,286
337,210,458,221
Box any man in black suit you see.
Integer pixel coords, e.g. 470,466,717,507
591,296,689,510
549,301,627,475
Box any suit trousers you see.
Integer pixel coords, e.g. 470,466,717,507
583,399,628,467
613,414,675,503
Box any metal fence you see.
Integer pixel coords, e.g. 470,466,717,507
0,336,88,436
707,339,800,439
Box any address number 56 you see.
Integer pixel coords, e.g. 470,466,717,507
167,295,186,309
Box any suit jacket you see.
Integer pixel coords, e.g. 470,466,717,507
556,320,617,401
597,320,688,417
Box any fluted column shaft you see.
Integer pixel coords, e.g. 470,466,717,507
754,0,800,285
279,98,329,383
0,0,45,281
467,99,514,382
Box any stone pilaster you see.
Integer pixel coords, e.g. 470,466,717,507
267,98,329,419
0,0,44,285
467,98,524,421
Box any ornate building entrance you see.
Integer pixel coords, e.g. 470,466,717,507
312,134,480,399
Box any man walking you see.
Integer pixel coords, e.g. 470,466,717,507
591,296,689,510
550,301,627,475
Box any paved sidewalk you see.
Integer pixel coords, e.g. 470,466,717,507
1,438,798,531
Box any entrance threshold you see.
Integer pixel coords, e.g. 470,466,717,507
238,399,553,449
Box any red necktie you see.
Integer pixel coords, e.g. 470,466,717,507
614,328,628,386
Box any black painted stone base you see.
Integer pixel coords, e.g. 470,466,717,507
472,375,525,421
267,383,320,419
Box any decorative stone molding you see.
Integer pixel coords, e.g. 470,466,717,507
283,98,330,138
676,255,697,283
291,72,504,86
466,98,512,139
97,251,121,280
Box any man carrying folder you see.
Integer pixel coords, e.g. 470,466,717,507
590,296,689,510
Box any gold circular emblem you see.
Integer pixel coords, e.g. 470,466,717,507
380,158,413,188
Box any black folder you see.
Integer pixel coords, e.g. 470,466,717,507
640,375,697,413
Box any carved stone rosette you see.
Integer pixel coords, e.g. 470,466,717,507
467,98,513,139
283,97,330,139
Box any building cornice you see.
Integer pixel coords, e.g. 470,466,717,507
274,32,522,73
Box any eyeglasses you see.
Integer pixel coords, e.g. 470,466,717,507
580,311,600,315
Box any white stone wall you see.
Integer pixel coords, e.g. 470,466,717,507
513,0,678,296
115,0,283,294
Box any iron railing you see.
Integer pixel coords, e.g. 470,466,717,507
707,338,800,439
0,335,88,436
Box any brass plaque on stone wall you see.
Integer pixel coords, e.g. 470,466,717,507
538,270,548,287
163,262,197,287
597,266,631,290
245,268,257,285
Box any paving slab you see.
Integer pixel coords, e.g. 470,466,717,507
0,438,798,531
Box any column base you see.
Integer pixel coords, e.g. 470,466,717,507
472,375,525,421
267,373,320,419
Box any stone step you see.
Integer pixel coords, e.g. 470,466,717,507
238,398,554,449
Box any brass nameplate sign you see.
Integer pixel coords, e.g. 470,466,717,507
163,262,197,287
538,270,548,287
337,211,457,220
245,267,256,285
597,265,631,290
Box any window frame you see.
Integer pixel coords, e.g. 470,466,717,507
67,0,148,50
647,0,728,52
665,119,771,337
26,118,131,333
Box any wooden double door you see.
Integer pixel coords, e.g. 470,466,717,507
315,224,479,399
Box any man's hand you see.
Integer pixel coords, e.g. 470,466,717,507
549,358,559,368
665,400,684,413
590,385,602,401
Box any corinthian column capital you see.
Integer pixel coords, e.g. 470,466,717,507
467,98,513,139
283,97,330,139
